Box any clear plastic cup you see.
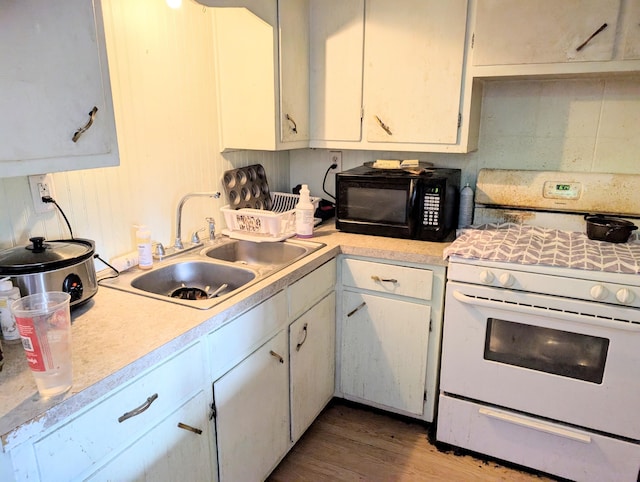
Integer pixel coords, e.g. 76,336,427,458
12,292,72,398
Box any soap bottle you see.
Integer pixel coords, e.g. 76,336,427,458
458,183,474,228
136,225,153,270
0,277,21,343
295,184,315,238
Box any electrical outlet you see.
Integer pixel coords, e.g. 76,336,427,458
28,174,56,214
329,151,342,173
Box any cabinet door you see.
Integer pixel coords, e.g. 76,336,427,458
0,0,118,177
290,292,336,442
473,0,621,66
279,0,310,144
363,0,467,145
340,291,430,415
309,0,364,142
85,390,215,481
214,330,289,481
623,0,640,60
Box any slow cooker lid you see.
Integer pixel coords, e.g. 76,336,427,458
0,237,95,274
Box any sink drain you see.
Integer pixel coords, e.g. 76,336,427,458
170,287,209,300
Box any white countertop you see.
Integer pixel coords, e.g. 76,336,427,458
0,224,449,447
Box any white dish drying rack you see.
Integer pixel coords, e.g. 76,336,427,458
221,192,320,242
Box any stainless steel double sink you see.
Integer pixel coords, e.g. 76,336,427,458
100,237,325,309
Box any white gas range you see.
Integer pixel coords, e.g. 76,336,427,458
436,169,640,482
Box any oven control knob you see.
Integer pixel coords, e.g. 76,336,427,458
616,288,635,305
498,273,514,287
590,284,608,301
479,270,494,284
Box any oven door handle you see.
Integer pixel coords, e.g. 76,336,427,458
452,290,640,332
478,407,592,444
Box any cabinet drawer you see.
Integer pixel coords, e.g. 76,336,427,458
341,258,433,300
288,258,337,319
29,341,205,482
209,290,287,380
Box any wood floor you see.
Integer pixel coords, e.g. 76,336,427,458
268,400,558,482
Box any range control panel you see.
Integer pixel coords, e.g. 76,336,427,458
475,169,640,215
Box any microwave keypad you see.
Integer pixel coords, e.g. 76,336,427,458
423,193,440,226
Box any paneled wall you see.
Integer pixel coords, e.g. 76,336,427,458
0,0,289,260
291,77,640,200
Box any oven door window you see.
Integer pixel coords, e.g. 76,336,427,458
484,318,609,384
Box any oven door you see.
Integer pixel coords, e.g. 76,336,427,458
440,280,640,440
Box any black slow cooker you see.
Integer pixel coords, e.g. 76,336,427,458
0,237,97,307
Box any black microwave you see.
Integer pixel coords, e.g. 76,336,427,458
335,165,460,241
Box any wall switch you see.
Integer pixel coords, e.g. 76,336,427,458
28,174,56,214
329,151,342,173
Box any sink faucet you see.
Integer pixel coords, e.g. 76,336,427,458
174,192,221,250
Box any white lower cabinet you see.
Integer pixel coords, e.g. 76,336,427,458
289,291,336,442
340,291,430,415
86,390,215,481
5,341,213,481
338,256,446,422
213,329,290,482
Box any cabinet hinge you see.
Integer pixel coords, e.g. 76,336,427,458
360,107,364,121
209,383,217,420
424,391,427,401
429,319,433,332
471,33,475,49
457,113,462,128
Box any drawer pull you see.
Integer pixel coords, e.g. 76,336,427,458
347,301,366,317
576,22,608,52
118,393,158,423
374,115,393,136
72,106,98,142
479,407,591,443
295,323,308,352
286,113,298,134
177,422,203,435
371,275,398,284
270,350,284,363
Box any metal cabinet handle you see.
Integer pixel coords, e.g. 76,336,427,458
118,393,158,423
295,323,308,352
269,350,284,363
576,22,608,52
374,115,392,135
371,275,398,284
285,114,298,134
177,422,203,435
347,301,366,317
72,106,98,142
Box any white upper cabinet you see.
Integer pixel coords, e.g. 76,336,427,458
470,0,640,75
202,0,309,151
0,0,119,178
623,0,640,59
309,0,478,153
363,0,468,146
473,0,621,66
309,0,365,143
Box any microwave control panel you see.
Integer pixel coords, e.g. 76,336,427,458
422,186,441,226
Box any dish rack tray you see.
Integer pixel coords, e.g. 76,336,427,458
221,192,320,241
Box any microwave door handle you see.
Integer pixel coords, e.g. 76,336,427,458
451,290,640,332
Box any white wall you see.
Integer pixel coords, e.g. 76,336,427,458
0,0,290,261
291,77,640,201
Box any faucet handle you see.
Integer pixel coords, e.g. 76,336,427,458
206,217,216,240
191,228,205,244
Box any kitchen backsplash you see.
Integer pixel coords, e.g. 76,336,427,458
1,0,638,265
